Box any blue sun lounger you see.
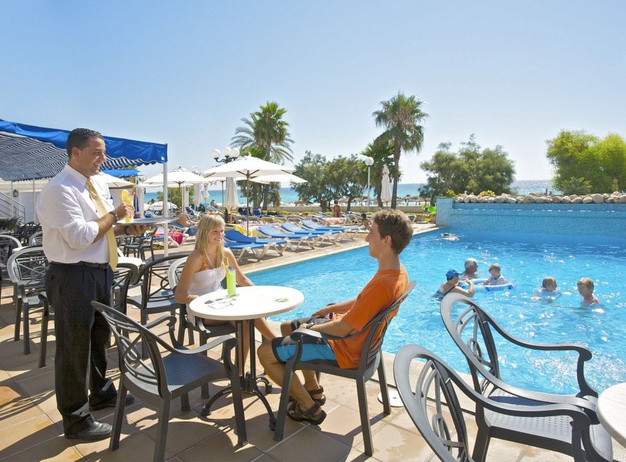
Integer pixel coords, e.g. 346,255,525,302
223,239,266,262
301,219,357,240
257,225,317,251
280,222,336,245
224,230,286,257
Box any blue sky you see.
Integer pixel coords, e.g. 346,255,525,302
2,1,624,183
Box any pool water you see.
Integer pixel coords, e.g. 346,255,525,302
249,230,626,394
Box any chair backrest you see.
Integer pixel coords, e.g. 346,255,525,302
394,343,603,462
135,253,191,309
441,292,598,400
92,300,173,398
0,235,23,271
6,246,48,286
393,344,477,462
112,263,139,313
352,281,415,374
440,293,501,393
15,222,40,245
27,230,44,246
167,256,188,288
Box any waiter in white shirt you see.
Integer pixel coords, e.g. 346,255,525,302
36,128,147,441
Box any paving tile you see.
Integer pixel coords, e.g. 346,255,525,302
0,229,599,462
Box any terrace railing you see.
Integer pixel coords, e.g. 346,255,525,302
0,191,25,223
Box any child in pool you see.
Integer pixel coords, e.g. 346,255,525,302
433,269,475,301
483,263,507,285
532,277,561,301
577,278,601,305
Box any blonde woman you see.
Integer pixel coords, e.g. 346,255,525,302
174,215,276,366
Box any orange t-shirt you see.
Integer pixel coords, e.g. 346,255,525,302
327,268,408,369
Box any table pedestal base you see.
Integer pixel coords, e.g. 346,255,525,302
201,372,276,429
201,319,277,429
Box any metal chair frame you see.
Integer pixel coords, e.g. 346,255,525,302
167,256,236,398
393,344,612,462
273,281,416,456
440,292,611,460
92,301,247,462
7,246,48,354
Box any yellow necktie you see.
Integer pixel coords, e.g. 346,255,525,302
86,178,118,269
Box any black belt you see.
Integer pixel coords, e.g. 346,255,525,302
50,261,110,269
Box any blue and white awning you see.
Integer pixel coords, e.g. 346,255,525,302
0,119,167,181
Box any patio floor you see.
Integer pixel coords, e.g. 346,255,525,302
1,225,622,461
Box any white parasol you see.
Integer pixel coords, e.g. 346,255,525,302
381,164,391,205
96,172,133,188
249,172,307,185
203,156,295,232
223,178,239,209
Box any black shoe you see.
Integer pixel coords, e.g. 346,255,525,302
89,393,135,411
65,421,112,441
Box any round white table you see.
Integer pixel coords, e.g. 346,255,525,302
189,285,304,428
598,382,626,447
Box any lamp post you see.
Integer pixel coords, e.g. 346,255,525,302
212,148,240,205
364,156,374,211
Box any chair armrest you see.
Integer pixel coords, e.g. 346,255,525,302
144,314,177,330
145,314,181,344
290,327,323,340
291,327,347,342
494,327,593,360
486,321,597,396
173,334,237,356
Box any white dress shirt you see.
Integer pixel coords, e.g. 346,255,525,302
36,165,115,264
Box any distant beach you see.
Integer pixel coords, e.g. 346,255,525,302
145,179,558,207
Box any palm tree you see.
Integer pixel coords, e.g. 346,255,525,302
373,92,428,208
232,102,294,210
232,101,294,163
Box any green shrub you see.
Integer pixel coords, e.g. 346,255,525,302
561,177,592,195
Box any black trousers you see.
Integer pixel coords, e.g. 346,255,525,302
45,263,115,434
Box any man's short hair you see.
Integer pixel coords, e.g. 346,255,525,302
372,209,413,254
464,258,478,269
577,277,594,290
66,128,103,158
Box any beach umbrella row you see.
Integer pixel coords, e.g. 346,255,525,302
203,156,305,233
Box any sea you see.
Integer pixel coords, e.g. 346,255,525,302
144,180,558,206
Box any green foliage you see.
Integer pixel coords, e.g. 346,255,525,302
157,187,191,208
231,101,294,209
478,190,495,196
419,135,515,200
292,152,368,212
546,130,626,193
560,177,592,195
445,189,456,198
373,92,428,208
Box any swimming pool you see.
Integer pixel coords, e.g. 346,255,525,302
249,230,626,394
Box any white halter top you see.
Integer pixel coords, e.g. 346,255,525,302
186,254,226,324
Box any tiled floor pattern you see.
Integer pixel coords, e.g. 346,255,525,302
1,226,623,461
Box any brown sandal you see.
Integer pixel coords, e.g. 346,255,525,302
287,400,327,425
288,386,326,406
307,386,326,406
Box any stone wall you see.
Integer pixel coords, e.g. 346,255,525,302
436,197,626,239
453,191,626,205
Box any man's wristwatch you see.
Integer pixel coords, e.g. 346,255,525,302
109,211,119,221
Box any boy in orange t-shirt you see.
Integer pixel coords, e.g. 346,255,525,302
258,209,413,426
